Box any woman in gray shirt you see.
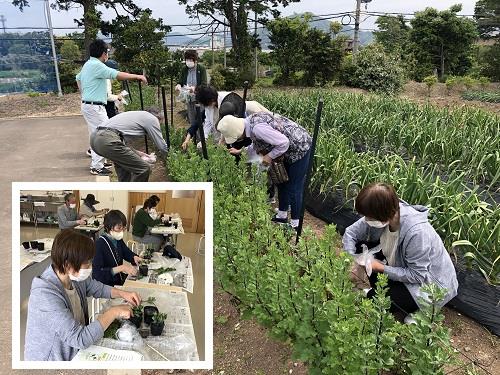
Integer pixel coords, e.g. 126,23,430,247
24,229,142,361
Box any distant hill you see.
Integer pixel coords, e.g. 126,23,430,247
164,13,374,48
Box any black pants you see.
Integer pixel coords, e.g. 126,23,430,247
355,242,418,315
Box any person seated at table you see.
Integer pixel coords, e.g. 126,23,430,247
93,210,143,286
57,193,85,229
79,193,108,218
342,182,458,323
132,197,164,251
24,229,141,361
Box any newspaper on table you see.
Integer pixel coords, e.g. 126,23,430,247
71,345,144,361
19,238,53,271
96,287,198,361
131,253,194,293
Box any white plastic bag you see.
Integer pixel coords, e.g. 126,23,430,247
354,244,382,276
120,90,129,105
140,152,157,164
116,321,143,344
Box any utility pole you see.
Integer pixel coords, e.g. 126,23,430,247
223,23,227,68
352,0,362,59
0,15,6,33
45,0,62,96
211,27,215,68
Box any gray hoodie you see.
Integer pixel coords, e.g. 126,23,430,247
343,201,458,308
24,264,112,361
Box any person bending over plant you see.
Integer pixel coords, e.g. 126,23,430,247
24,229,142,361
342,182,458,323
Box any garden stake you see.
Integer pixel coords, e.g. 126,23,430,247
170,74,174,128
138,80,149,154
161,86,170,148
125,80,132,102
296,98,324,244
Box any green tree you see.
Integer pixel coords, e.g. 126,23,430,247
8,43,30,55
12,0,141,57
200,50,225,67
60,40,81,61
409,5,478,79
267,15,310,84
474,0,500,39
177,0,300,77
103,10,171,82
374,15,410,54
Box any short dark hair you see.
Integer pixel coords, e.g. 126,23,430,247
89,39,108,58
195,85,218,106
184,49,198,61
150,195,160,204
146,106,164,120
64,193,75,202
143,197,157,210
104,210,127,232
355,183,399,222
51,229,95,274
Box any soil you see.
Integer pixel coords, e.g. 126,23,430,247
0,92,82,119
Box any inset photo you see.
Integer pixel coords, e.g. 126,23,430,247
12,182,213,370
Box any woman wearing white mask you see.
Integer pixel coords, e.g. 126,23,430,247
132,197,164,251
342,183,458,322
175,49,208,127
24,229,141,361
93,210,143,286
57,193,86,229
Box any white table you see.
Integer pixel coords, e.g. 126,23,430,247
126,253,194,293
150,223,185,247
93,286,199,361
75,222,104,241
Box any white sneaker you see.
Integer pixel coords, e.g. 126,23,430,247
404,315,417,325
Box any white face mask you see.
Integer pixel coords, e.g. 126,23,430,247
69,267,92,282
69,203,76,209
186,60,195,68
149,212,158,220
110,230,124,241
365,219,389,228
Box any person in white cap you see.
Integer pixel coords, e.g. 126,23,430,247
217,112,312,229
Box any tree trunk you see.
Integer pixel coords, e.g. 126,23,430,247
440,41,445,79
82,0,99,59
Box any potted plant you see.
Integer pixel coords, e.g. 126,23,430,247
30,241,38,249
139,264,149,277
93,220,100,227
37,242,45,251
142,296,158,325
150,312,167,336
129,305,143,328
165,221,172,227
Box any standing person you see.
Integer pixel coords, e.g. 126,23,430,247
93,210,142,286
76,39,147,176
175,49,207,126
342,183,458,322
217,112,312,229
24,229,141,361
132,197,164,251
90,108,168,182
104,59,123,119
79,193,108,218
57,193,85,229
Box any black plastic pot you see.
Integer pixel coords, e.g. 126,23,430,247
143,306,159,325
37,242,45,251
22,242,29,249
165,221,172,227
139,327,149,338
94,220,100,227
173,223,178,229
139,265,149,277
30,241,38,249
150,321,164,336
129,311,143,328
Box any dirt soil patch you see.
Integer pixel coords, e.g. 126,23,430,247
0,92,82,119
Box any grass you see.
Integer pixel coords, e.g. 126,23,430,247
462,90,500,103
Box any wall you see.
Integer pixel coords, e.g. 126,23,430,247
78,190,129,219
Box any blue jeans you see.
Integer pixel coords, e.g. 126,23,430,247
277,149,311,220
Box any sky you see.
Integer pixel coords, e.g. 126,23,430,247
0,0,478,35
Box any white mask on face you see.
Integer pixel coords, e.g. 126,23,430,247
110,230,124,241
69,203,76,209
149,212,158,220
186,60,195,68
365,219,389,228
69,267,92,282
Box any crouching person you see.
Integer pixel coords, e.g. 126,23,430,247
24,229,141,360
342,182,458,322
90,108,168,182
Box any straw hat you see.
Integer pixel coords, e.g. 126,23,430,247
217,115,245,144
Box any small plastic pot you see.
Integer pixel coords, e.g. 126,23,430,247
128,312,143,329
143,306,159,325
94,220,100,227
173,223,178,229
37,242,45,251
30,241,38,249
22,242,30,249
150,321,164,336
139,264,149,277
165,221,172,227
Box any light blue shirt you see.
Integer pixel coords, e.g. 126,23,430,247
76,57,119,103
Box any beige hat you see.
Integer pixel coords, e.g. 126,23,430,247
217,115,245,144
